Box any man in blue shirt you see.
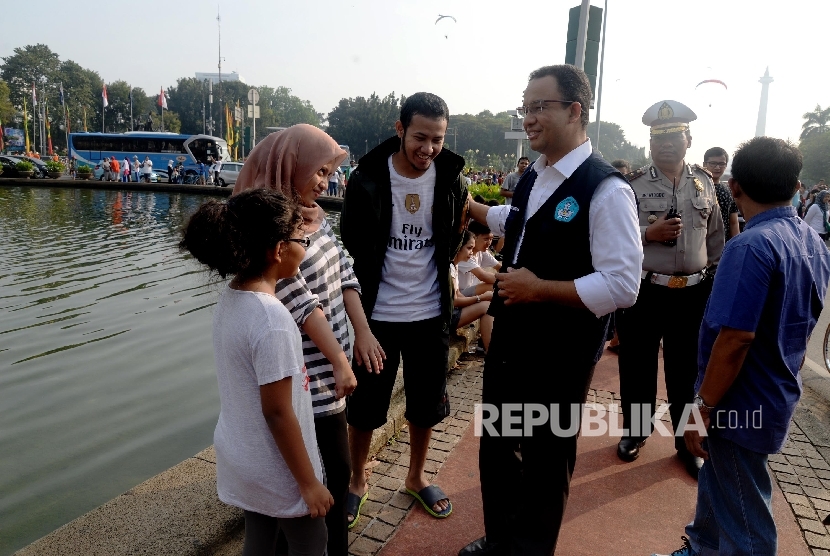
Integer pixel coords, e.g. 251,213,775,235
653,137,830,556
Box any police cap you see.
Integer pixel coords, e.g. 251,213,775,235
642,100,697,136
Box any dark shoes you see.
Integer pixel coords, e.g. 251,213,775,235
458,537,508,556
617,437,647,462
650,535,695,556
617,438,702,479
677,449,704,480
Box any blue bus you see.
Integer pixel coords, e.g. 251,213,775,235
68,132,231,175
338,144,351,170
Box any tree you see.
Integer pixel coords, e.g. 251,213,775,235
0,80,16,125
104,80,134,133
167,77,207,134
452,111,513,166
58,60,103,133
1,44,61,108
587,121,646,166
161,110,182,133
799,131,830,184
801,104,830,140
326,92,403,153
133,87,158,131
258,86,319,137
216,80,249,137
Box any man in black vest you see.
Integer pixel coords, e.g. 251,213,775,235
458,65,643,556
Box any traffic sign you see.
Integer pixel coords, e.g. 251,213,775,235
247,88,260,105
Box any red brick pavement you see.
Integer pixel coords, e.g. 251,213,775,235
379,350,811,556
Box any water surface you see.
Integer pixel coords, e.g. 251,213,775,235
0,187,226,554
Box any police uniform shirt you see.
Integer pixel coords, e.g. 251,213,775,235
632,162,724,275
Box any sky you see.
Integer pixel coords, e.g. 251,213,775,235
2,0,828,166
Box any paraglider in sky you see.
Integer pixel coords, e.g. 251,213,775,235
695,79,727,91
435,14,457,39
695,79,728,107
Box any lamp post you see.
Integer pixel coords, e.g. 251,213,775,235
202,80,206,134
208,80,214,136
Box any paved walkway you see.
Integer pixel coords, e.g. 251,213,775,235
345,348,828,556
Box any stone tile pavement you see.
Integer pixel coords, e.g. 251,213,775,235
346,354,483,556
768,424,830,553
346,350,830,556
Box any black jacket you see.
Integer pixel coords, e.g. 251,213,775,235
341,135,468,326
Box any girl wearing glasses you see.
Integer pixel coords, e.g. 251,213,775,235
234,125,384,556
180,189,332,555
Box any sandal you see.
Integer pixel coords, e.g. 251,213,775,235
346,491,369,530
406,485,453,519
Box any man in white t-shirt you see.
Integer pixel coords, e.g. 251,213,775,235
328,168,340,196
140,156,152,182
342,92,468,527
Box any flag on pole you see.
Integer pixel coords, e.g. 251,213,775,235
158,87,168,109
234,100,241,160
65,105,71,135
59,83,65,105
24,98,30,152
32,83,37,107
45,102,53,155
0,119,5,152
225,104,234,148
83,107,88,132
102,84,109,108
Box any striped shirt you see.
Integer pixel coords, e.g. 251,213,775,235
276,218,360,417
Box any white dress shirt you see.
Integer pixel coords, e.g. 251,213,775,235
486,139,642,317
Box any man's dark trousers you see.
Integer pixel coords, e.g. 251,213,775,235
617,278,712,450
479,321,596,556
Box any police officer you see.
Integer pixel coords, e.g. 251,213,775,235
616,100,724,479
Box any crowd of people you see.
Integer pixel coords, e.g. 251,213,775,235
177,65,830,556
85,155,155,182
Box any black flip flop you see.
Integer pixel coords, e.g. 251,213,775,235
406,485,452,518
346,491,369,530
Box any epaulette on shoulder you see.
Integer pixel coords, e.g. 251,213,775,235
624,166,648,182
693,163,713,179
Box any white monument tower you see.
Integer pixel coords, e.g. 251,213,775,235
755,67,774,137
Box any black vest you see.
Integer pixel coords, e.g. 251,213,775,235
490,152,623,367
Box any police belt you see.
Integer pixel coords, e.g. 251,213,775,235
641,269,706,289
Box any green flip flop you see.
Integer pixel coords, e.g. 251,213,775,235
346,491,369,529
406,485,453,519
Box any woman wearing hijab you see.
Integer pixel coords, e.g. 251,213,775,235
805,190,830,241
233,124,385,556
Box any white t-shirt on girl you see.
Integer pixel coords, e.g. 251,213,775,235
456,250,500,293
212,286,323,518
